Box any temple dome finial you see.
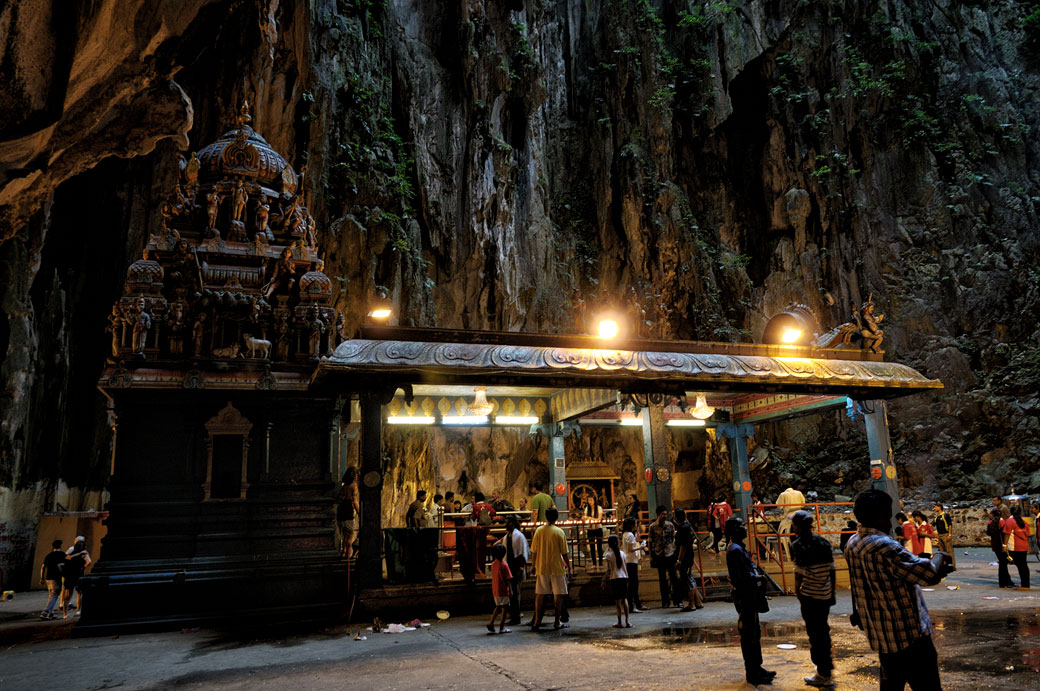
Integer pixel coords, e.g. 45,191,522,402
237,100,252,129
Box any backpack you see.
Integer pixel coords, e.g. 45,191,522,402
477,503,493,526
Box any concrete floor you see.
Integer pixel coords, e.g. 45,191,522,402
2,548,1038,690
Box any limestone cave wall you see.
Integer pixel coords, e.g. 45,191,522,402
3,0,1040,587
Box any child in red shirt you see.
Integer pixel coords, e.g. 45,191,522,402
487,542,513,634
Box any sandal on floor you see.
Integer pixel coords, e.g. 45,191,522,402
612,623,624,628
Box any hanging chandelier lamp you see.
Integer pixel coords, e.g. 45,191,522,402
467,387,494,416
689,392,715,420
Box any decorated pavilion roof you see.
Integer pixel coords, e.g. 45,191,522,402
314,332,942,400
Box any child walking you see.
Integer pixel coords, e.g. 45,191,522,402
487,543,513,634
603,534,631,628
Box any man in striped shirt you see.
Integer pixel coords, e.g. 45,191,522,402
845,490,952,690
792,510,836,687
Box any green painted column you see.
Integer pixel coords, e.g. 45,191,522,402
641,404,671,512
860,399,901,526
719,423,755,518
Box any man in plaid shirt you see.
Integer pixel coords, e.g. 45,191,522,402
845,490,953,690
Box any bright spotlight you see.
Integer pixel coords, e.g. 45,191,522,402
599,319,619,339
781,328,802,343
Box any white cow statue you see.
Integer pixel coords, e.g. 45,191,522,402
242,335,272,359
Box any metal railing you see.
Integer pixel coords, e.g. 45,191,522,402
747,501,856,593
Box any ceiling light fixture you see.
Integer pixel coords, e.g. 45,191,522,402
467,387,494,417
386,416,435,425
443,415,489,425
494,416,540,425
666,419,706,427
689,393,715,420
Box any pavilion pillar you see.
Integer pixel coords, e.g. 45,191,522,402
860,399,901,525
539,422,580,513
641,404,671,512
719,423,755,519
359,389,395,588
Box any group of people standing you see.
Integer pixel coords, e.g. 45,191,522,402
986,497,1037,590
38,537,92,620
728,490,954,688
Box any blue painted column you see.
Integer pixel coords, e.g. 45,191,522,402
860,399,901,526
640,404,671,512
535,422,580,513
719,423,755,518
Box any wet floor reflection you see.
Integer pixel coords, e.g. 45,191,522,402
933,612,1040,675
575,612,1040,679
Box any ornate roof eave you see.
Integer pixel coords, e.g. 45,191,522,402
313,339,944,399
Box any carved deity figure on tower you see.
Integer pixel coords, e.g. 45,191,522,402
167,301,187,355
274,311,290,361
192,312,208,358
307,308,326,358
206,186,221,230
255,193,271,239
129,298,152,355
263,247,296,299
232,181,247,222
107,304,123,357
169,239,203,295
181,151,200,187
334,312,346,349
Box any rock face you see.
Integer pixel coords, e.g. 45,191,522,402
2,1,1040,587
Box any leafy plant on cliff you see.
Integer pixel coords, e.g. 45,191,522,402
1024,3,1040,49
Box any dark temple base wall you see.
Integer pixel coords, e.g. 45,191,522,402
77,390,348,635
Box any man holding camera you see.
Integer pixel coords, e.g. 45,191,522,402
845,490,953,690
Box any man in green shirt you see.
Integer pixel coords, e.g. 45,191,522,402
529,482,554,523
530,507,571,631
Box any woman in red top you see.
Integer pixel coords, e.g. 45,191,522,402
896,512,922,555
912,510,936,557
1003,507,1032,590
